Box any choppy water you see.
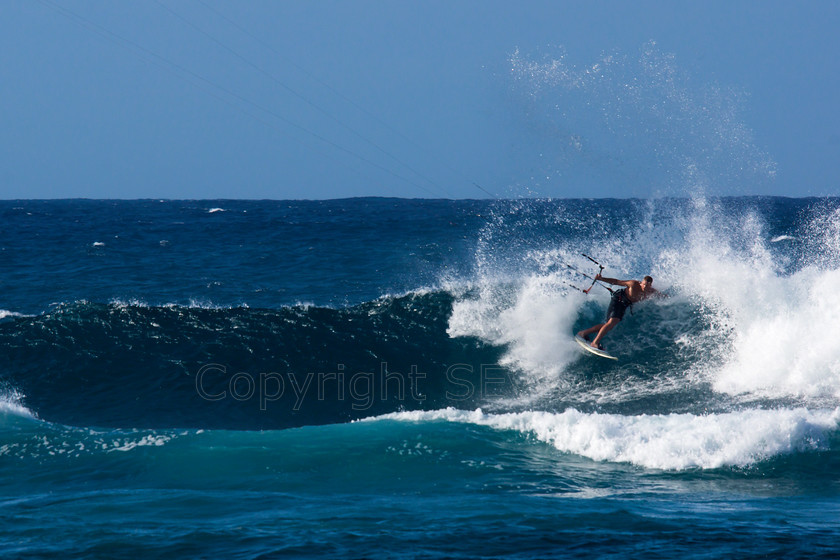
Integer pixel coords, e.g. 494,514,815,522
2,197,840,558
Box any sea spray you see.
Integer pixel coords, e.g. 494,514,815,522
507,41,776,197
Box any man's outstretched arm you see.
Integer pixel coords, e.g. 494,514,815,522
594,274,635,289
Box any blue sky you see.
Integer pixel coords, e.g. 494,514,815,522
2,1,839,199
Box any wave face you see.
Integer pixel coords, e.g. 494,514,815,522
0,293,500,429
3,198,840,433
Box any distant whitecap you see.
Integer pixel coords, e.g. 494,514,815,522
0,309,25,319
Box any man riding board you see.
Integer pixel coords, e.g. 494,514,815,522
577,274,659,349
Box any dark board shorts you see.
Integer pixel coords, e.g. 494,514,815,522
605,289,632,321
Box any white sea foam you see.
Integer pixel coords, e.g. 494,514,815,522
662,200,840,399
711,266,840,398
0,309,26,319
369,407,840,470
107,298,253,311
0,427,177,460
106,434,173,452
0,392,36,420
448,269,586,390
109,298,150,308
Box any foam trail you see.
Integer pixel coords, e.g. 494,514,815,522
370,407,840,470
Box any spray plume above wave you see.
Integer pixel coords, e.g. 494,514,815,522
507,41,776,198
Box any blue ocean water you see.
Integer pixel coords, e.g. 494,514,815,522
2,197,840,558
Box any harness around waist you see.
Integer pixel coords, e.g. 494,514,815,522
614,288,633,305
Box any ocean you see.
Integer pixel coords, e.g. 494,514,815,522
2,197,840,558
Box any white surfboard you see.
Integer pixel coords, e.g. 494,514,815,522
574,335,618,360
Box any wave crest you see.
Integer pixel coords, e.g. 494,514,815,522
370,407,840,470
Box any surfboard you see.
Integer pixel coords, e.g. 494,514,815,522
574,335,618,360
